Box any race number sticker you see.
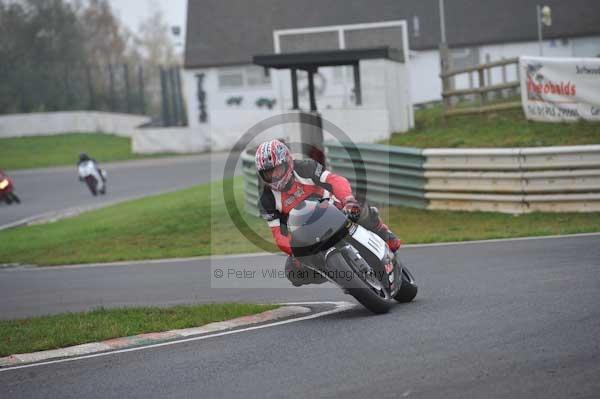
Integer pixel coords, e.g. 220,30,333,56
351,225,386,260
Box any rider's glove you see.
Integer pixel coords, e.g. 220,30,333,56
342,196,361,222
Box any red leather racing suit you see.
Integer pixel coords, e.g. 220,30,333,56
258,159,353,256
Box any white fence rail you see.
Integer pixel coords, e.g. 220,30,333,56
423,145,600,213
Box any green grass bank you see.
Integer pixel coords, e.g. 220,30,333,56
0,133,183,170
0,303,280,357
1,177,599,266
386,106,600,148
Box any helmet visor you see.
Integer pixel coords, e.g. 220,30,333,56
260,163,288,183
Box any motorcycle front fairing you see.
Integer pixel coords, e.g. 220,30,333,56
78,161,97,178
0,171,13,192
288,200,349,258
346,224,402,297
287,200,401,296
0,178,10,191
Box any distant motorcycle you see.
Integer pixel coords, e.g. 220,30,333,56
78,160,107,196
289,198,418,314
0,170,21,205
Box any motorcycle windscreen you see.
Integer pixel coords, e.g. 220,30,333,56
288,200,348,256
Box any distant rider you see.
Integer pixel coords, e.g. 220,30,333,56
77,153,106,195
256,139,402,286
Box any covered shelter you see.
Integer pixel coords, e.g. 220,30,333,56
254,46,404,112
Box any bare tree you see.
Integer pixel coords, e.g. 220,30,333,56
136,1,178,66
0,0,87,112
79,0,127,65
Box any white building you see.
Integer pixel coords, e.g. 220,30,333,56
181,0,600,150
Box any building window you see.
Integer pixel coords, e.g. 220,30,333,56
218,69,244,89
246,66,271,87
218,66,271,90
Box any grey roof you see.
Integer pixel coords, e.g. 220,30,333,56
185,0,600,69
254,47,404,70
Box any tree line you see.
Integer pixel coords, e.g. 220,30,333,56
0,0,179,116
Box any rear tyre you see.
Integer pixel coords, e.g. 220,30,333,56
394,264,418,303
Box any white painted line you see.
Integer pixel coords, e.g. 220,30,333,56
0,306,312,366
0,302,356,372
401,232,600,249
0,252,279,271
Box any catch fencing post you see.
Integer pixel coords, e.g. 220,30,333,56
160,67,172,126
123,64,131,114
86,64,96,110
108,64,116,112
138,65,146,115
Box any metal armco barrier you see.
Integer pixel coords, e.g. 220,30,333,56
325,142,428,209
242,143,600,215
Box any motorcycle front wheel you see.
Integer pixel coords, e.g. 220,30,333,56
85,178,97,196
347,281,395,314
394,262,418,303
346,254,395,314
326,249,395,314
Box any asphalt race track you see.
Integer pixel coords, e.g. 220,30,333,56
1,235,599,398
0,153,230,229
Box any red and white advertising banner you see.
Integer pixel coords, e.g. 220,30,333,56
520,56,600,122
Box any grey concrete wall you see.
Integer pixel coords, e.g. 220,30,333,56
0,111,150,138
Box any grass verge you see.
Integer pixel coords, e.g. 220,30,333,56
0,177,273,265
0,177,599,266
385,105,600,148
0,303,280,357
0,133,184,170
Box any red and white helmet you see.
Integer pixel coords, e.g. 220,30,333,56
255,139,294,191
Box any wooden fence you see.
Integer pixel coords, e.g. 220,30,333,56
441,57,521,117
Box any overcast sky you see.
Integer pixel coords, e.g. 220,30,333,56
108,0,187,39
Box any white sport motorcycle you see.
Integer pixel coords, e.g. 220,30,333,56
78,161,107,196
289,198,418,314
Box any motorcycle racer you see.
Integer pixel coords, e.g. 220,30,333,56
77,153,107,195
256,139,401,286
